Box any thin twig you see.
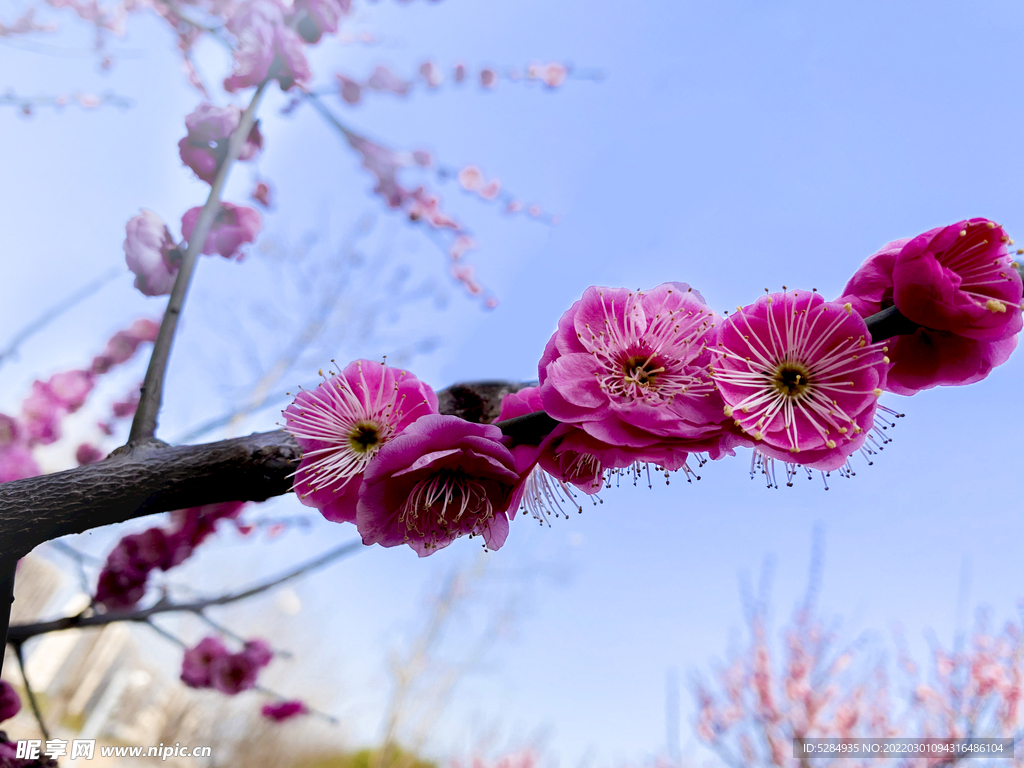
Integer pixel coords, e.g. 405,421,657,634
8,540,362,643
0,562,14,678
13,642,49,741
0,265,123,371
129,78,270,444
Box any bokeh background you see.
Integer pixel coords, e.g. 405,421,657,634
1,0,1023,764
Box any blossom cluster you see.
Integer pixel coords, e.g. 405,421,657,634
180,636,272,694
94,502,246,610
284,218,1022,555
0,318,159,484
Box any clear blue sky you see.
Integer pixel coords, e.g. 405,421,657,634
2,0,1023,764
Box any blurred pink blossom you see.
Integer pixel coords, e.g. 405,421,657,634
181,202,262,259
124,209,180,296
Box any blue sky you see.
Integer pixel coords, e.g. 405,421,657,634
2,0,1024,764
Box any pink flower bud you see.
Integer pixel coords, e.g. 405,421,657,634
124,210,180,297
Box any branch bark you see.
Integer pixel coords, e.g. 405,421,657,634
129,79,269,444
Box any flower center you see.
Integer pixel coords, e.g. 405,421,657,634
347,421,381,453
400,470,493,540
622,354,665,388
771,362,812,400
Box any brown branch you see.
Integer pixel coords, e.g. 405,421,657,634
129,79,270,444
7,539,361,644
0,381,533,563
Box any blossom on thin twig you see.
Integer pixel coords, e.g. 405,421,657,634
178,103,264,184
181,202,261,259
124,209,181,296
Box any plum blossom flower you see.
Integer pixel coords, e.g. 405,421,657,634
0,445,40,482
76,443,104,465
839,222,1023,395
292,0,350,43
181,202,261,259
178,103,264,184
181,637,229,688
124,209,181,296
283,360,438,524
262,699,308,721
224,0,312,92
711,291,890,471
356,415,520,556
0,681,20,723
538,283,737,457
252,180,272,207
891,219,1022,341
91,318,160,374
211,651,261,694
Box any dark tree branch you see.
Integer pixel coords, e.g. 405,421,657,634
129,78,270,444
865,305,918,343
0,565,13,668
8,540,361,644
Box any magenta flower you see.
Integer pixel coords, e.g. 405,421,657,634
47,369,94,411
711,291,890,471
292,0,350,43
223,0,312,92
0,681,21,723
75,443,104,465
356,415,520,556
210,651,260,695
262,699,308,722
181,637,229,688
283,360,438,524
892,219,1022,341
839,222,1023,395
178,103,264,184
91,318,161,374
181,202,261,259
538,283,735,455
21,380,66,444
0,446,39,482
124,209,181,296
171,501,247,549
241,639,274,668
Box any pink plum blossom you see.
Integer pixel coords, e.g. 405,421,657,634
356,415,520,556
711,291,890,471
337,73,362,104
47,369,94,411
0,681,20,723
891,219,1022,341
283,360,438,524
0,446,40,482
252,180,273,207
839,225,1023,395
262,699,308,721
223,0,311,92
210,650,261,694
181,637,229,688
538,283,738,457
75,443,104,465
292,0,350,43
21,380,67,444
124,209,181,296
181,202,261,259
91,318,161,374
241,639,274,668
178,103,263,184
366,64,410,96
